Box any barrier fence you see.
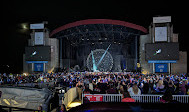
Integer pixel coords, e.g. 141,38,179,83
83,94,189,103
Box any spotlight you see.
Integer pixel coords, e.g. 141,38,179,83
59,89,65,94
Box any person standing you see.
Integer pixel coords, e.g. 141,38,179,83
76,81,84,100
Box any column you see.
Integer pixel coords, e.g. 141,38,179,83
59,38,63,69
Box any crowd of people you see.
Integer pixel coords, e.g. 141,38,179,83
1,72,189,111
1,72,189,96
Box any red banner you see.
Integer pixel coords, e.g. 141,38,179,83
85,95,103,102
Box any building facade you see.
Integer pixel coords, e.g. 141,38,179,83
23,22,59,73
140,16,187,74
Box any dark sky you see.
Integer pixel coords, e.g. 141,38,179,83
1,0,188,73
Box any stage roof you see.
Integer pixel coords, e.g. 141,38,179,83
50,19,147,37
50,19,147,45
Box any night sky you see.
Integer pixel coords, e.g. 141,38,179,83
1,0,188,73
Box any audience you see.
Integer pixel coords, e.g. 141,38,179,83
1,71,188,111
0,72,189,95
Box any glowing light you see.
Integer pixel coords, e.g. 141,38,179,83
21,23,28,30
142,70,148,75
154,49,161,55
32,51,37,56
23,25,27,29
48,67,55,73
67,102,81,108
137,63,140,68
96,44,111,67
23,73,28,76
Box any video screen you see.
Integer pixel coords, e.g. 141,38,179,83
25,46,51,61
145,43,179,60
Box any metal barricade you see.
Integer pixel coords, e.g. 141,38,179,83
83,94,122,103
83,94,189,103
173,95,189,103
130,95,161,103
102,94,122,102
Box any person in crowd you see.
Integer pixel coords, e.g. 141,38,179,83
60,104,67,112
179,80,186,95
160,90,179,103
83,87,91,94
122,91,135,102
119,85,125,94
167,81,176,95
97,79,108,94
36,106,44,112
121,81,127,92
160,90,172,103
155,80,165,94
83,96,90,104
76,80,84,100
128,83,141,96
56,104,67,112
185,79,189,95
106,85,118,94
142,78,149,94
148,79,154,94
92,84,101,94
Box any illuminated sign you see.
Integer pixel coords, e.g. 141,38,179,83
34,63,44,72
153,16,171,23
30,23,44,29
148,60,176,63
155,63,168,73
84,95,103,102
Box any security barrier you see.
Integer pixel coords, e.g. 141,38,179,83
83,94,189,103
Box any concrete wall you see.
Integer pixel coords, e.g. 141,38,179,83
139,34,153,74
171,51,187,74
45,37,59,73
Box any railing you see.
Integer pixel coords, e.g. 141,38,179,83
83,94,189,103
131,95,161,103
172,95,189,103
